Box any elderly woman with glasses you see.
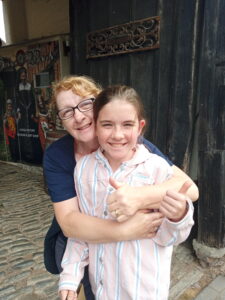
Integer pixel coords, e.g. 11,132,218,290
43,75,198,299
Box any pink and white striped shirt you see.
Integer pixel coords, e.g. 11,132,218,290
59,144,194,300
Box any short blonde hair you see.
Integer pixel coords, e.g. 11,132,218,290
52,75,102,106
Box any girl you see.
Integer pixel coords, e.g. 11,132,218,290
59,85,194,300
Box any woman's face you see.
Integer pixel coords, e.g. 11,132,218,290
56,90,96,144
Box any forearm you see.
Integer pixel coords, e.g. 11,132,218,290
54,197,163,243
136,172,198,211
107,165,199,217
171,165,199,201
58,210,125,243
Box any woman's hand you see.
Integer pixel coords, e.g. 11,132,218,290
120,210,164,240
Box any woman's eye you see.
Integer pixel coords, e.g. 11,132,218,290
61,109,73,118
79,103,92,110
65,110,73,116
102,123,112,127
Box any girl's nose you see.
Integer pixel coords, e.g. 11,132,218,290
111,127,124,139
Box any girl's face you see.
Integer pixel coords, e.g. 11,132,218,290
96,99,145,169
56,90,96,144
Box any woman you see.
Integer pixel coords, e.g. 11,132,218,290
43,75,198,299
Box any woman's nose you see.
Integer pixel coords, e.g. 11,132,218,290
73,108,85,122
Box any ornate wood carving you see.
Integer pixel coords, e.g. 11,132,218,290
86,16,160,59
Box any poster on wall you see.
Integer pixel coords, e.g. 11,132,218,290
0,40,60,164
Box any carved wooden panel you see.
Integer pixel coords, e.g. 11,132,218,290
86,16,160,59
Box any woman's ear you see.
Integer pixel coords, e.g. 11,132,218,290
138,119,146,135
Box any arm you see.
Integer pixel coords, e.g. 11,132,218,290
44,136,167,243
155,182,195,246
153,197,194,246
54,198,163,242
59,238,88,299
107,165,199,220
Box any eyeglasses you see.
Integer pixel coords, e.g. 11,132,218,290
57,98,95,120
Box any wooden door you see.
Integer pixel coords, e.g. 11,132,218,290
69,0,201,169
70,0,225,249
197,0,225,248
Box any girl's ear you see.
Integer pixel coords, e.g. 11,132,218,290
138,119,146,135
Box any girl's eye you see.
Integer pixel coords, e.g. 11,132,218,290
124,123,134,127
102,123,112,127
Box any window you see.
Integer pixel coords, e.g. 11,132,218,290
0,0,6,43
34,72,50,88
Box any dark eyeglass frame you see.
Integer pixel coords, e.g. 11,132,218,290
57,97,95,120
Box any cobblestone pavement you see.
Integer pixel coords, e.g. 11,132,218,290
0,162,59,300
0,161,225,300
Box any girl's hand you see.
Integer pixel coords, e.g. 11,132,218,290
107,177,141,219
159,181,192,222
60,290,77,300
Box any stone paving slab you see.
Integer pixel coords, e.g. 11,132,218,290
194,276,225,300
0,161,225,300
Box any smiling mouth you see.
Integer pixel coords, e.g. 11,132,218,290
108,143,126,148
77,123,92,130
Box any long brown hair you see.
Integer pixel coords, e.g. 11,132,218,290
94,84,146,122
